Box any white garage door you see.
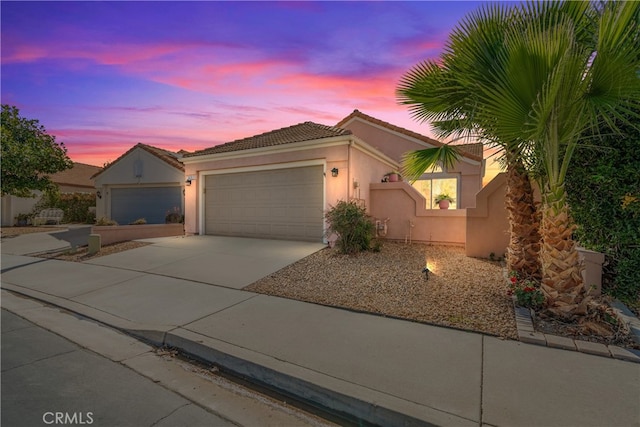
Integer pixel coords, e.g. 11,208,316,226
204,166,324,242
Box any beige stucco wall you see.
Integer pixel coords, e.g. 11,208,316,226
183,142,353,235
369,182,467,246
465,173,509,258
342,119,483,209
182,138,398,236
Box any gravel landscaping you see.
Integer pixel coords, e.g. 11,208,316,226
246,242,519,340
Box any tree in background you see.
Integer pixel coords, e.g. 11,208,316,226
1,104,72,197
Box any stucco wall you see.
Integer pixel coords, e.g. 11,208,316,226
92,223,184,245
342,119,483,209
183,143,354,235
370,182,467,246
465,173,509,258
94,147,184,220
95,148,184,186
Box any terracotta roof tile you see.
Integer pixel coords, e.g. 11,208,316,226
336,109,483,161
184,122,352,158
50,162,101,189
91,143,184,179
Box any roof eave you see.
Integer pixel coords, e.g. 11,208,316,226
181,135,353,164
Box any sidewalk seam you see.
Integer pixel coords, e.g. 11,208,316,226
479,334,485,427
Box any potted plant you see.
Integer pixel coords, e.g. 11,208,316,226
435,193,455,209
383,171,401,183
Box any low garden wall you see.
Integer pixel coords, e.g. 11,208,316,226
370,182,466,246
92,223,184,245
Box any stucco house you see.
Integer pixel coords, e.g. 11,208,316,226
0,162,101,226
181,110,486,243
93,143,185,225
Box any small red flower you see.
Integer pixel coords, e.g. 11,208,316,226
510,277,517,284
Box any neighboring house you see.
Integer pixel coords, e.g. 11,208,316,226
92,143,185,225
181,110,485,243
0,162,101,227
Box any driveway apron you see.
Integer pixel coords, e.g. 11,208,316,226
84,235,326,289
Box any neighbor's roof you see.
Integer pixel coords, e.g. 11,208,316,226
337,109,483,161
50,162,102,189
184,122,352,158
91,143,185,179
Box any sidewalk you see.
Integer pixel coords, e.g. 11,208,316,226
1,236,639,426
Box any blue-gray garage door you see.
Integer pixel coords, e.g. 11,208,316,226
111,187,182,225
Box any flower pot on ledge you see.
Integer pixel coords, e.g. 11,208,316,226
438,200,450,209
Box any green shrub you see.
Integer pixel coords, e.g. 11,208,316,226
325,200,376,254
95,217,118,226
130,218,147,225
566,115,640,304
32,190,96,224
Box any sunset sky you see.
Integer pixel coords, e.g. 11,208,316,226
2,0,505,175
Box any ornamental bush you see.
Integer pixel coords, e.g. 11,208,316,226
324,200,376,254
33,189,96,224
565,116,640,305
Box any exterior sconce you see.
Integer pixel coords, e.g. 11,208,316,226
96,190,102,199
331,168,339,177
185,178,192,186
185,175,196,186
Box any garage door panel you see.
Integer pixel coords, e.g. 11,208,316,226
111,187,181,225
204,166,323,242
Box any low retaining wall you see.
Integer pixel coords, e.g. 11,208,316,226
370,182,466,246
92,223,184,245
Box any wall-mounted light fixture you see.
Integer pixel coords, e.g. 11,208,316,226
96,190,102,199
331,167,339,177
185,175,196,186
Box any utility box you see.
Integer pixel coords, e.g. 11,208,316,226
87,234,101,256
578,247,605,296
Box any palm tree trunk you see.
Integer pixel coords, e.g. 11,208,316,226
539,188,586,317
505,159,542,280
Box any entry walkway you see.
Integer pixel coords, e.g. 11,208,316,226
1,235,639,426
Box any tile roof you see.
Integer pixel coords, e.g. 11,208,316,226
50,162,102,189
91,143,184,179
336,109,483,161
184,122,352,158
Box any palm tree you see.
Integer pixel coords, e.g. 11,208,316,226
399,1,640,317
397,3,542,280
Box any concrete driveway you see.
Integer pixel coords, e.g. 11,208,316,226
84,235,326,289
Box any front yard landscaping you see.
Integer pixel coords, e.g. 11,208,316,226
247,242,519,339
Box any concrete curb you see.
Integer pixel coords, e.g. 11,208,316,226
512,297,640,363
0,286,465,427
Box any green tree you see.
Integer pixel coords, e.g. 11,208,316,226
1,104,72,197
398,1,640,317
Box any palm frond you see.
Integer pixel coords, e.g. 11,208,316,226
401,145,462,183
